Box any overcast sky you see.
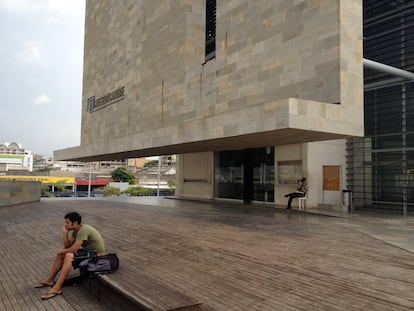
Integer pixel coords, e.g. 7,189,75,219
0,0,85,158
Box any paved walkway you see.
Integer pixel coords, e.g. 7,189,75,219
115,196,414,253
291,206,414,254
1,197,414,310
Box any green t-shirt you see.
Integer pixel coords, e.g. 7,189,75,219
71,224,105,254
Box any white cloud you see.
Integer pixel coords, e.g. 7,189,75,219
15,41,49,65
34,94,51,105
0,0,85,16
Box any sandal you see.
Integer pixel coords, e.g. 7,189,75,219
34,282,54,289
41,289,62,300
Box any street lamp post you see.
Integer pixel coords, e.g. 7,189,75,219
88,162,92,198
157,157,161,196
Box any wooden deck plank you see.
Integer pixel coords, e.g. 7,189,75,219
1,199,414,310
0,204,111,311
94,200,414,309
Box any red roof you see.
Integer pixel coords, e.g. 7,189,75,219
75,178,111,186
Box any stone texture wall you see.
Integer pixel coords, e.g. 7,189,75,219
81,0,198,145
176,152,213,199
0,180,41,207
55,0,362,161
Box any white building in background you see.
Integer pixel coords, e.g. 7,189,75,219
0,142,33,172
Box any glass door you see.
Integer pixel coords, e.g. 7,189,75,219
252,147,274,203
214,151,243,200
214,147,274,203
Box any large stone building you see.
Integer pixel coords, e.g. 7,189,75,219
55,0,364,209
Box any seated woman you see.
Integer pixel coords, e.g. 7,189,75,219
285,178,308,210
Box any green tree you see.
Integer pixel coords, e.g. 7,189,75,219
167,179,176,189
123,186,152,196
41,184,54,197
111,167,136,184
54,180,71,193
36,167,52,173
144,160,158,168
103,186,121,197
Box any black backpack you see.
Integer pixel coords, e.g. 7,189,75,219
80,253,120,274
64,253,120,286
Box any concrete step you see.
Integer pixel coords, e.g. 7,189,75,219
317,203,349,212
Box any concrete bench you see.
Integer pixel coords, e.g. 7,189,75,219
84,268,203,311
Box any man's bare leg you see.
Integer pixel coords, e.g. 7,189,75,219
37,254,65,285
47,253,74,293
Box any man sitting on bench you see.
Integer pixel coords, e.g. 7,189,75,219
34,212,105,300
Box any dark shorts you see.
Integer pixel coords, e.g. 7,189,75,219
73,250,97,268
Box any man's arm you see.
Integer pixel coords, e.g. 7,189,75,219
63,226,74,248
296,185,306,194
57,240,83,256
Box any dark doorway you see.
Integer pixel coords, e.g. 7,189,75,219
214,147,274,203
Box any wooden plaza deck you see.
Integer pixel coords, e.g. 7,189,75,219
1,197,414,310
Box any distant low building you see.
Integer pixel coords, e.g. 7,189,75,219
0,142,33,172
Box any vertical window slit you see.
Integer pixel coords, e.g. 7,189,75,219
205,0,216,61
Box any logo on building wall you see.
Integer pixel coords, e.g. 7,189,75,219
87,86,125,113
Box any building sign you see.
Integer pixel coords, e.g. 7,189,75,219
0,175,75,184
0,154,25,158
87,86,125,113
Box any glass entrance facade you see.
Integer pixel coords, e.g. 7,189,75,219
214,147,274,203
348,1,414,213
